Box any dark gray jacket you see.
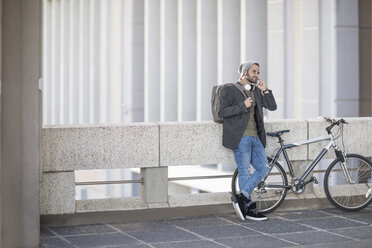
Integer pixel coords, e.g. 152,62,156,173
218,83,277,150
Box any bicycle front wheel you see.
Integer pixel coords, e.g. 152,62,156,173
231,157,288,214
324,154,372,211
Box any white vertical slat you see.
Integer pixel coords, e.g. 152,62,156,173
160,0,178,121
131,0,145,122
110,0,123,123
218,0,240,83
284,0,294,118
61,0,70,124
99,0,108,123
240,0,267,80
43,0,52,125
51,0,61,124
178,0,197,121
292,0,303,118
122,0,133,123
196,0,217,120
89,0,98,123
107,0,113,123
144,0,161,122
60,0,64,124
79,0,90,124
267,0,285,118
301,0,319,117
177,0,183,121
71,0,80,124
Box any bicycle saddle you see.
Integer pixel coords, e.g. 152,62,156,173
266,130,290,137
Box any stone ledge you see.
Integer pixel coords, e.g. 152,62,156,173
76,197,147,213
40,172,75,215
42,123,159,171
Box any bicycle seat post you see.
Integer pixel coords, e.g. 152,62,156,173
277,135,284,146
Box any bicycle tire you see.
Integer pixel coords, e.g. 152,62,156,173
324,154,372,211
231,157,288,214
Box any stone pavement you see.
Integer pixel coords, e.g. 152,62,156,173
40,207,372,248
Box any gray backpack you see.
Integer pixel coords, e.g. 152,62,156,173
211,83,248,123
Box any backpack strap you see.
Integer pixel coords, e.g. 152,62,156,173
232,82,248,99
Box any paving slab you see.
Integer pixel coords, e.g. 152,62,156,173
328,226,372,240
40,208,372,248
64,233,140,248
49,223,116,236
273,210,331,220
273,230,351,245
243,218,314,234
40,227,56,238
294,239,372,248
215,235,294,248
168,215,232,228
112,220,175,232
152,240,226,248
40,237,75,248
124,228,201,243
295,216,367,229
184,224,261,239
103,245,150,248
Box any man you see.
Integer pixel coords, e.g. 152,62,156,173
218,61,277,221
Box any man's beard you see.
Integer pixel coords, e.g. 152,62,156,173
246,74,257,84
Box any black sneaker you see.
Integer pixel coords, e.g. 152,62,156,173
231,194,248,221
245,208,268,221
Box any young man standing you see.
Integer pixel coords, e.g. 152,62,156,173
218,61,277,221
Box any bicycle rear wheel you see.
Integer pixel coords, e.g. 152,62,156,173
231,157,288,214
324,154,372,211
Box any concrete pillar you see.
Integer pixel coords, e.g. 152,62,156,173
301,0,320,118
1,0,41,247
319,0,337,117
144,0,161,122
131,0,145,122
197,0,218,121
336,0,359,117
241,0,267,81
178,0,197,121
359,0,372,116
267,0,285,118
140,167,168,207
291,0,303,118
161,0,178,121
218,0,240,83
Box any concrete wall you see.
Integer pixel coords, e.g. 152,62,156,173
40,118,372,215
1,0,41,247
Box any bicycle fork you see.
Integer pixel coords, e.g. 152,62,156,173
334,147,354,184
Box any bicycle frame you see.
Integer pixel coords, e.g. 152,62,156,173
269,133,342,184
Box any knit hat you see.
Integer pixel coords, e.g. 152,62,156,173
238,61,260,77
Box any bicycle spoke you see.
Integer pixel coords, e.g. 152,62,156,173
325,154,372,211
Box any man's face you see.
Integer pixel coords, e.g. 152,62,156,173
246,64,260,84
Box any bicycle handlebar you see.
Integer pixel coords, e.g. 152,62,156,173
323,117,348,134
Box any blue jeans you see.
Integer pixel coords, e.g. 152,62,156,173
233,136,269,203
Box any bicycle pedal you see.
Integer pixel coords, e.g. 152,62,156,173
312,177,318,184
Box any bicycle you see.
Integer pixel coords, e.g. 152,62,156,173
231,117,372,213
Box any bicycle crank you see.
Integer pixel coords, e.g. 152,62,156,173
291,178,306,194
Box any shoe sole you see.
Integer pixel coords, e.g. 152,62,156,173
245,215,268,221
231,198,245,221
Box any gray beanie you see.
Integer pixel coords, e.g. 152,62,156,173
238,61,260,77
